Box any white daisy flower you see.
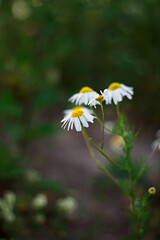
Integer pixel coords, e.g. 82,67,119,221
68,86,98,105
89,92,104,108
61,106,95,132
103,82,134,105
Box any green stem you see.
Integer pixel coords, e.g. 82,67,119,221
128,157,141,239
116,103,131,154
116,103,141,239
89,105,101,125
128,169,136,211
82,131,117,184
116,103,120,120
82,126,121,168
100,101,105,150
89,106,112,134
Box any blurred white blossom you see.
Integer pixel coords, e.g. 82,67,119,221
110,135,125,153
152,129,160,151
152,139,160,151
12,0,31,20
57,196,77,215
32,194,48,209
25,169,40,182
4,191,16,209
0,194,16,223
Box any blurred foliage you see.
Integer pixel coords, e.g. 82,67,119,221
0,0,160,121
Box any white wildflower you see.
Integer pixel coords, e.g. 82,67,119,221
61,106,95,132
69,86,98,105
103,82,134,105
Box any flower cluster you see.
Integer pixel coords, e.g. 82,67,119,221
61,82,134,131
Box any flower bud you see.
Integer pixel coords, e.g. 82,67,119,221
148,187,156,195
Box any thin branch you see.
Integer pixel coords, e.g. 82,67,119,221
89,105,112,134
100,101,105,150
137,144,159,179
82,126,121,168
82,131,117,184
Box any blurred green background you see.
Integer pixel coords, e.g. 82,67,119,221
0,0,160,239
1,0,160,121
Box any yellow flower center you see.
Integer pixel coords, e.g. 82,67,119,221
72,106,82,111
108,82,121,90
71,109,84,118
96,95,103,101
79,86,93,93
148,187,156,195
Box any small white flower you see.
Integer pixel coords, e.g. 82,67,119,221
57,196,77,215
32,194,48,209
152,139,160,151
103,82,134,105
61,106,95,132
69,86,98,105
89,92,104,108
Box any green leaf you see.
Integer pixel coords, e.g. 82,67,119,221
112,121,122,136
119,155,130,170
112,113,135,155
131,157,148,181
116,178,129,195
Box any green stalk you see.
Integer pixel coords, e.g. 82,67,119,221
116,103,120,120
89,105,112,134
82,125,121,168
100,101,105,150
82,130,117,185
116,104,143,239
